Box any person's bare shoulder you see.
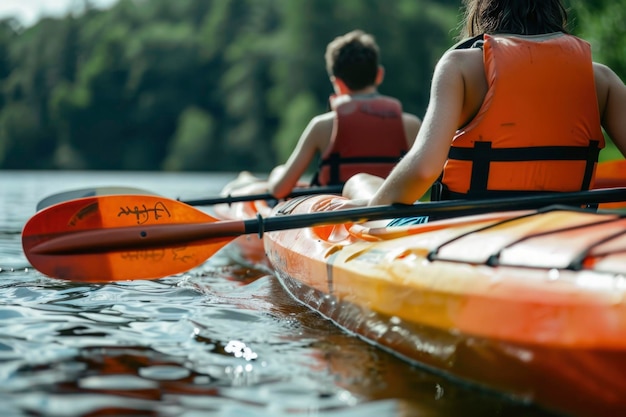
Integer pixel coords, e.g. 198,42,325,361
593,62,612,90
593,61,614,78
431,48,483,94
441,48,483,68
309,111,335,135
402,113,421,126
402,113,422,147
310,110,336,124
593,62,625,116
306,111,335,151
592,63,623,89
436,48,486,127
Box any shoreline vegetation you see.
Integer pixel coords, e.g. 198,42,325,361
0,0,622,172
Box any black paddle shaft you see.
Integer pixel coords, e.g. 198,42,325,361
242,188,626,237
181,185,343,206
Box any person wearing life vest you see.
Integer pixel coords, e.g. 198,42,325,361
329,0,626,212
267,30,421,199
309,94,409,187
433,32,604,200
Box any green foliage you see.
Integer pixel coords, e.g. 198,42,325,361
0,102,44,167
272,92,319,163
163,106,215,171
566,0,626,163
0,0,622,172
0,0,458,171
569,0,626,79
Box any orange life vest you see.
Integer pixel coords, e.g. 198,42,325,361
435,33,604,200
311,95,408,186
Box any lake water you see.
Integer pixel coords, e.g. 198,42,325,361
0,170,558,416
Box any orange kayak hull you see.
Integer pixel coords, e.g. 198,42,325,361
264,194,626,417
213,179,271,267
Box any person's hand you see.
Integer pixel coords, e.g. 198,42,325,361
316,197,370,212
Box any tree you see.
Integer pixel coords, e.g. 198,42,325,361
0,0,464,171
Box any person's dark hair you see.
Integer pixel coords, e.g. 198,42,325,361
459,0,569,39
325,30,379,91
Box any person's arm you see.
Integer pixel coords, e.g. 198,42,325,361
595,63,626,158
368,50,466,206
268,113,334,199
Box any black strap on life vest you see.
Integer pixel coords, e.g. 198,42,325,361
450,34,485,51
432,140,600,200
310,152,406,186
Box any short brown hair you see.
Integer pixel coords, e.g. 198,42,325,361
325,30,380,91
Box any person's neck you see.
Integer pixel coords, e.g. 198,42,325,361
346,86,378,97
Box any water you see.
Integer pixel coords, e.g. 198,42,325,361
0,170,558,417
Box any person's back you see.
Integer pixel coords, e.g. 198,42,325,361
436,31,604,199
337,0,626,208
268,30,421,199
311,94,409,186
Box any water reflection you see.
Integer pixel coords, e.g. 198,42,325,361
0,172,558,416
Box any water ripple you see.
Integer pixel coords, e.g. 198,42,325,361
0,172,557,417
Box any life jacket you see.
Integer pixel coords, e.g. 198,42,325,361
433,33,604,200
311,95,408,186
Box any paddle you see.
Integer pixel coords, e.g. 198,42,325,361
22,188,626,283
35,185,344,211
36,160,625,211
36,187,155,211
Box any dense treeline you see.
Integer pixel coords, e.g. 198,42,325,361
0,0,623,171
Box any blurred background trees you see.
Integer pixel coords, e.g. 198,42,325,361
0,0,623,171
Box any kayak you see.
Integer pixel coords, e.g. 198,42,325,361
212,171,341,267
212,161,626,268
595,160,626,209
212,172,273,267
263,194,626,417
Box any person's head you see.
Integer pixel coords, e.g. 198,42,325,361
325,30,382,93
460,0,569,38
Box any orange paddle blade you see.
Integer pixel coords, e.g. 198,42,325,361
22,195,245,282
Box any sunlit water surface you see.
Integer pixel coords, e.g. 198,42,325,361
0,171,558,417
